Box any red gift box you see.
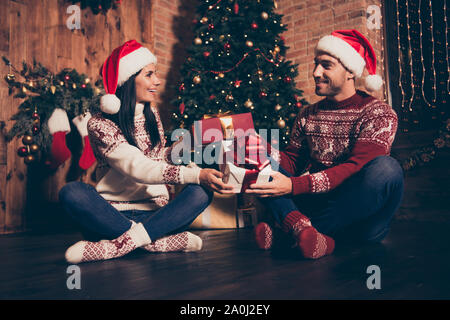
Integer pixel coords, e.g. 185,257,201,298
192,112,255,145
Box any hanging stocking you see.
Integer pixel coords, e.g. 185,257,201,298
72,112,96,170
47,108,71,169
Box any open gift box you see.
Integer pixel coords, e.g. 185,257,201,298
218,138,272,193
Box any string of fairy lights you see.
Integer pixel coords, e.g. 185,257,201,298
404,0,415,112
393,0,448,132
418,0,432,109
443,0,449,94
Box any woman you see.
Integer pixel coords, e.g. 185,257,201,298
60,40,233,264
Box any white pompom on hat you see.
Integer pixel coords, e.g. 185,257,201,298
315,29,383,92
100,40,157,114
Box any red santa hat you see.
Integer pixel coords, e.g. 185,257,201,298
315,29,383,92
100,40,157,114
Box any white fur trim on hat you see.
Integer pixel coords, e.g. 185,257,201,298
364,74,383,92
117,47,157,87
315,35,366,77
48,108,71,134
100,94,121,114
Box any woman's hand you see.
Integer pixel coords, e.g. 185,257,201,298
199,168,234,194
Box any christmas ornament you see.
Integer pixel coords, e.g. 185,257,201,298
225,94,234,102
208,23,215,30
179,83,185,92
179,102,185,114
246,41,254,48
218,73,225,78
283,76,292,83
17,146,28,157
6,73,15,81
261,12,269,20
296,101,303,108
234,2,239,14
224,42,231,51
32,125,40,135
277,119,286,128
193,75,201,84
29,144,39,154
274,46,280,53
194,37,202,45
251,22,258,29
200,17,208,24
259,91,267,98
244,99,254,108
275,104,282,111
203,51,211,58
22,134,33,145
24,154,36,164
233,80,242,88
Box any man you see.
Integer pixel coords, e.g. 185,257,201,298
246,30,404,259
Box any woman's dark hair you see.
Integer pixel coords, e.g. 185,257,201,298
103,70,161,150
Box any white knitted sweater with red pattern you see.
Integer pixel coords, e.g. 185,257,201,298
87,104,200,211
280,91,398,195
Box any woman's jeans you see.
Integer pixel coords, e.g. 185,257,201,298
262,156,404,243
59,183,213,242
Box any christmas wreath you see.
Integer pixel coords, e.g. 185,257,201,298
2,57,103,170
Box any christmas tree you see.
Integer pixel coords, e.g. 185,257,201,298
172,0,307,149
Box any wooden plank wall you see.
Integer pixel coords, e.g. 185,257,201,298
0,0,154,234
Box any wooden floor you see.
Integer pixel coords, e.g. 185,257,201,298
1,219,450,300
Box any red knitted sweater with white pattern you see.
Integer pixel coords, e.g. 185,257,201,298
280,91,398,195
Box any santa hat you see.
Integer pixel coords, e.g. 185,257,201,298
315,29,383,92
100,40,157,114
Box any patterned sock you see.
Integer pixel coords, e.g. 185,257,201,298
296,227,335,259
65,223,151,264
282,211,335,259
254,222,273,250
141,231,202,253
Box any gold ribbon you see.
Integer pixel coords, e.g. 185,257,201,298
202,111,234,139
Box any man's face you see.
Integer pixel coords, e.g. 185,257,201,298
313,53,353,97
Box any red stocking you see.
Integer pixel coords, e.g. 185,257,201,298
72,112,96,170
47,108,71,169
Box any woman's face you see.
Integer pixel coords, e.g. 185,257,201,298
135,63,161,104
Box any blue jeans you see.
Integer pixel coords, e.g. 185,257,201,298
261,156,404,243
59,182,213,241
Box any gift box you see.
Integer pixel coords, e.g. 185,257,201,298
192,112,255,145
186,191,260,229
218,137,272,193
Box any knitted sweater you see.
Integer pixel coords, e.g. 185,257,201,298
280,91,398,195
87,104,201,211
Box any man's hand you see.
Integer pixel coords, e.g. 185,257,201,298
245,171,292,197
199,168,235,194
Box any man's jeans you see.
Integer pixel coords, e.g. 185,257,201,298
261,156,404,243
59,182,213,241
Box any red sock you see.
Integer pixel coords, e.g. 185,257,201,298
282,211,335,259
297,227,335,259
48,131,71,169
79,136,96,170
254,222,273,250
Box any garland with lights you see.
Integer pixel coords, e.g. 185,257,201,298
68,0,122,15
2,57,103,167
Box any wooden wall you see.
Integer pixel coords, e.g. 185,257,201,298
0,0,154,234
